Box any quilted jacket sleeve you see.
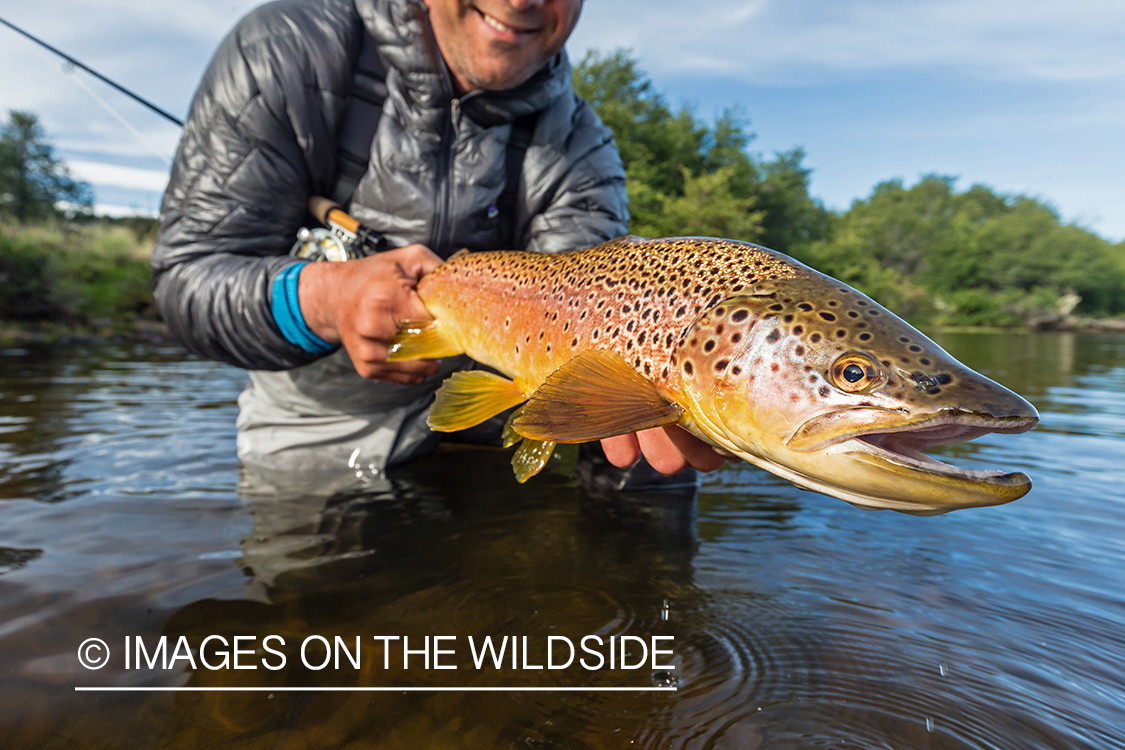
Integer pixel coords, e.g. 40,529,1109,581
151,0,361,370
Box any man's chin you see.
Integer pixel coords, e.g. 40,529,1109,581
460,49,550,92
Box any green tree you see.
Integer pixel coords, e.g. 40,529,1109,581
573,50,828,254
0,110,92,222
805,175,1125,325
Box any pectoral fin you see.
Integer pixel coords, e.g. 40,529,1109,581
428,371,527,432
512,350,683,442
512,438,557,483
387,320,463,361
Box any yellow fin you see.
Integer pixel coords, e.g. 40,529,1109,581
512,350,683,443
428,371,527,433
501,406,525,449
512,438,557,483
387,320,463,361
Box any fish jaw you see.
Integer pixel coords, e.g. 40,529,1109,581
683,402,1037,515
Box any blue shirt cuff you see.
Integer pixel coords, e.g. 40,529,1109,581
270,262,337,354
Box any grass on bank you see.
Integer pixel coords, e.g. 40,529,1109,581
0,219,158,340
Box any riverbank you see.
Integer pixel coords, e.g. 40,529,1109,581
3,220,1123,346
0,220,162,345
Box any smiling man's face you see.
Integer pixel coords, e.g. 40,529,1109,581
424,0,583,94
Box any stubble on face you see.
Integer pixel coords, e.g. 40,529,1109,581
424,0,583,94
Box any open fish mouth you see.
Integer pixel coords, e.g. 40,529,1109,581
848,415,1038,482
772,408,1041,513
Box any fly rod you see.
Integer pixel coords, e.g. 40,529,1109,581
2,14,360,245
0,14,183,127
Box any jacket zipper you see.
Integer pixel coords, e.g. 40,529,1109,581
430,98,456,255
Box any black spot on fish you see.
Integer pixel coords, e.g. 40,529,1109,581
795,345,805,356
766,329,781,344
819,386,830,398
919,358,931,366
704,340,715,353
909,345,922,353
732,365,742,375
936,373,953,385
715,359,729,371
731,333,741,343
859,333,871,341
769,303,784,312
784,314,794,323
683,361,694,375
731,309,749,322
798,303,813,311
793,325,804,336
810,333,821,343
820,312,836,322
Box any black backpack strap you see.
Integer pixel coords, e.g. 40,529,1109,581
496,112,539,249
331,31,387,206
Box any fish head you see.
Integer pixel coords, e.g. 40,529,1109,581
676,275,1039,515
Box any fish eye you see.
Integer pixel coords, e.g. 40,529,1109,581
830,352,884,393
842,364,865,383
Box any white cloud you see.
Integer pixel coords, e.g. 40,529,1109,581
67,161,170,192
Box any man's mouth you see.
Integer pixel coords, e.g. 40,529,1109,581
476,8,538,36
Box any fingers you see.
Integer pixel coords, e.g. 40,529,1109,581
361,359,442,386
635,427,690,475
601,426,729,475
660,425,729,472
393,243,444,280
601,434,641,468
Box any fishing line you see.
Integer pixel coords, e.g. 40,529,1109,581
56,57,173,166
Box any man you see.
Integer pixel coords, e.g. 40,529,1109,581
153,0,725,483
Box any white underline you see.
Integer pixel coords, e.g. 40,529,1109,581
75,686,676,692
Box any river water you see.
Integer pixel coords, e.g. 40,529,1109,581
0,331,1122,749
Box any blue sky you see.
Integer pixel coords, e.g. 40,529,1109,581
1,0,1122,241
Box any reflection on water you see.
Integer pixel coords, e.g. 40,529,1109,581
0,333,1123,748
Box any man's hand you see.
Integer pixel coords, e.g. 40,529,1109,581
298,244,444,384
601,426,729,475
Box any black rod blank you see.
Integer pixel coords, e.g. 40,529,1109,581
0,14,184,127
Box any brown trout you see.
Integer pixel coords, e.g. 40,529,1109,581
388,236,1038,514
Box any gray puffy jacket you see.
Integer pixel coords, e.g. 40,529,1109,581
152,0,628,372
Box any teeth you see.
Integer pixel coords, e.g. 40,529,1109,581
481,11,521,34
